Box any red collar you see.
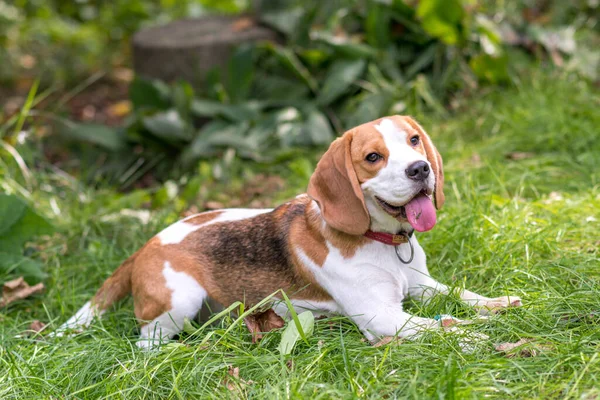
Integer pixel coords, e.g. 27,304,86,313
364,230,413,246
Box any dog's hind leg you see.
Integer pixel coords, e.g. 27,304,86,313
134,260,207,349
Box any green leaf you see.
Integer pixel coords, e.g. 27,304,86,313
253,74,310,104
317,59,366,106
345,91,393,129
182,317,196,335
405,43,438,80
104,190,152,212
0,252,46,283
278,311,314,356
303,109,334,145
365,2,391,48
379,45,405,82
0,196,54,255
226,45,256,103
203,122,251,150
129,78,171,109
245,114,280,149
260,7,305,36
66,123,126,151
311,32,377,59
152,180,179,208
263,43,318,93
0,194,27,236
190,99,262,122
412,74,448,115
142,110,191,143
470,53,510,84
180,121,239,166
528,26,576,55
475,15,503,52
270,107,305,147
172,81,195,120
416,0,465,45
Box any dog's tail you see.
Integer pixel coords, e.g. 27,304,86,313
55,251,138,334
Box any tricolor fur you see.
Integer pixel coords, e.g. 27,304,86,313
57,115,521,348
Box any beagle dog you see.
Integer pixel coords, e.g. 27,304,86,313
57,115,521,348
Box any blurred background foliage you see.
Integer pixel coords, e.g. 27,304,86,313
0,0,598,283
1,0,598,189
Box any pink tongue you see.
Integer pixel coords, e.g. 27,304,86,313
403,193,437,232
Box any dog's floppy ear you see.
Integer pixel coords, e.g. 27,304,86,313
405,117,445,209
307,130,370,235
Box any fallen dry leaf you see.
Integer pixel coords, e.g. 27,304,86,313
244,309,285,343
223,365,253,392
29,320,46,332
0,277,45,307
478,298,522,315
231,17,255,32
495,338,552,358
440,317,459,328
20,320,46,337
224,366,240,392
505,151,535,160
436,315,489,328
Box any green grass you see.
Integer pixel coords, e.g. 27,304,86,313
1,70,600,398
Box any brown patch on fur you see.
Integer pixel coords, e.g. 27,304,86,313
301,196,368,259
349,125,389,184
184,211,222,225
130,239,223,324
129,241,173,322
289,200,328,267
307,130,370,236
323,224,369,259
173,199,333,308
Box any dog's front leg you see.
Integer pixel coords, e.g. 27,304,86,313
400,241,521,314
349,304,441,342
406,272,521,315
329,270,444,342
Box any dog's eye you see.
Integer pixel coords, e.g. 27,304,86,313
410,136,420,146
365,153,381,163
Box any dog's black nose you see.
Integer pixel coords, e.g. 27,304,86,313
406,161,430,181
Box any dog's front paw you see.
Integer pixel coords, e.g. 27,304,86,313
478,296,522,315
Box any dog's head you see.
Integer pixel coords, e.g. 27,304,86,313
307,116,444,235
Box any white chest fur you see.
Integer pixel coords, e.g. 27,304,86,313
295,236,431,340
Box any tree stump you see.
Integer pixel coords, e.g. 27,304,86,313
132,15,279,86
